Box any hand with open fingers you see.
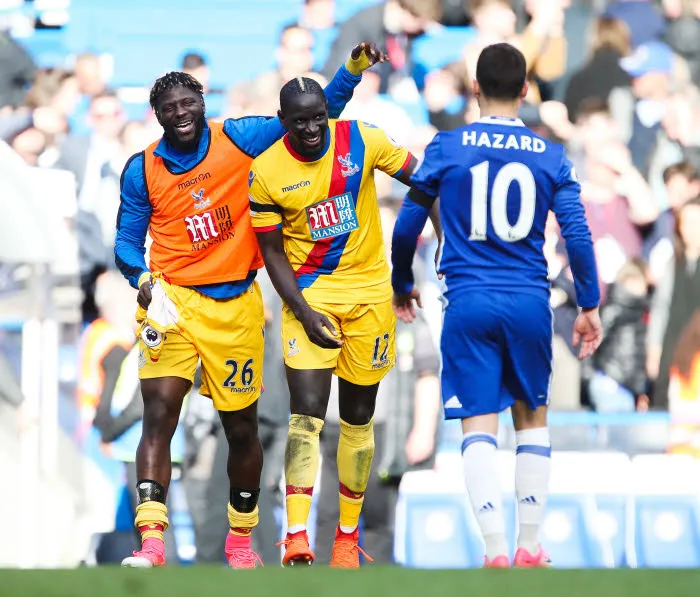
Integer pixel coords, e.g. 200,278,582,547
137,277,153,310
300,308,343,349
393,288,422,323
346,41,389,75
572,308,603,360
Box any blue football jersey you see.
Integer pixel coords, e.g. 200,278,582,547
408,116,599,309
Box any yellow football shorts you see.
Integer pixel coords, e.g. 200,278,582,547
137,280,265,411
281,299,396,386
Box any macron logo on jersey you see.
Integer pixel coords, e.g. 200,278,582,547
463,130,546,153
282,180,311,193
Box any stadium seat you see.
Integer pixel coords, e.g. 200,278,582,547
542,452,618,568
631,454,700,568
64,2,300,88
395,470,480,568
17,29,69,69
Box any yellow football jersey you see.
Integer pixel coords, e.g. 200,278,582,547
249,119,412,304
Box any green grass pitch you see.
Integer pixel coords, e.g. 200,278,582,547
2,567,700,597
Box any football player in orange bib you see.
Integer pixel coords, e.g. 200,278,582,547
249,76,418,567
115,44,387,569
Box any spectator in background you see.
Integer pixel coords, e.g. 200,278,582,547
74,52,107,99
462,0,567,114
662,0,700,85
340,70,418,145
71,52,109,135
322,0,442,94
647,197,700,410
667,308,700,456
612,40,674,176
423,62,469,131
580,124,657,296
588,258,650,413
564,16,632,122
181,52,212,94
275,24,315,84
76,270,136,443
7,125,47,166
604,0,666,48
646,161,700,282
56,90,126,322
299,0,335,30
95,120,155,257
0,26,36,109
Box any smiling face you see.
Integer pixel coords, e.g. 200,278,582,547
154,85,205,150
279,91,329,159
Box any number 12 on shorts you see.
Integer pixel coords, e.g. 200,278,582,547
372,333,390,365
223,358,254,389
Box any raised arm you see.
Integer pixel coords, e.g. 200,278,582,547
224,42,388,158
115,153,152,290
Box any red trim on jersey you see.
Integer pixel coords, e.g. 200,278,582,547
394,152,413,177
283,134,315,163
295,121,351,278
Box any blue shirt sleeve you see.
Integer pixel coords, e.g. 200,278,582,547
409,132,443,199
115,152,152,289
552,151,600,309
391,196,431,295
223,65,361,158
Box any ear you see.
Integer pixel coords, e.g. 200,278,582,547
520,81,529,100
472,80,480,98
277,109,285,126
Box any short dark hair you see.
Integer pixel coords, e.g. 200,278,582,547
663,160,697,184
181,52,207,71
149,71,203,111
575,97,611,122
475,43,526,100
279,76,325,113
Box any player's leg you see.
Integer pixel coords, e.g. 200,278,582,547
330,378,378,567
197,282,267,568
217,403,264,568
279,303,341,565
442,293,510,568
503,294,553,567
328,300,393,568
123,313,199,568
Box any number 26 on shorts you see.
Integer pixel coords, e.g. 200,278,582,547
223,358,255,389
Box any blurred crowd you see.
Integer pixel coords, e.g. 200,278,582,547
2,0,700,565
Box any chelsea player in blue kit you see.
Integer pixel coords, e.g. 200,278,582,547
391,44,603,568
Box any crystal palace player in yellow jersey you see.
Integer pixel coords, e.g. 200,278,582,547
249,77,418,568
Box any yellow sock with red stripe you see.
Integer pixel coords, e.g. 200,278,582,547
135,501,169,543
337,418,375,533
227,503,259,537
285,414,324,534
